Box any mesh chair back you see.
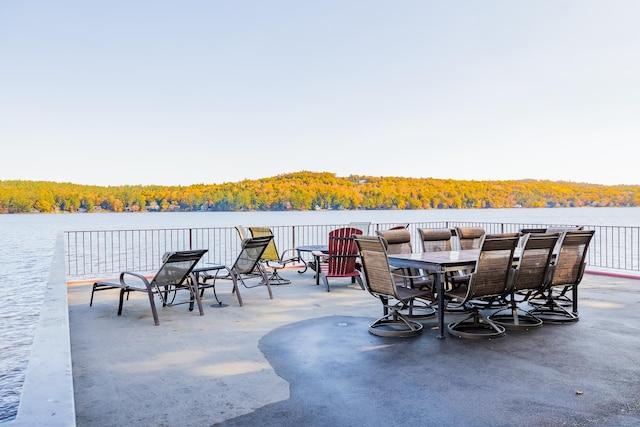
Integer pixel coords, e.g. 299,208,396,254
376,228,412,255
153,250,208,288
248,227,280,262
232,236,273,275
513,233,559,292
418,228,453,252
549,230,594,286
456,227,486,250
235,225,251,240
354,235,396,297
468,234,519,298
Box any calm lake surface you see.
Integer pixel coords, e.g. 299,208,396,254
1,207,639,421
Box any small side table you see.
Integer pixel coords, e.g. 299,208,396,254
296,245,329,273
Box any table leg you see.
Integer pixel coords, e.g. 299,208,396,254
436,271,446,339
296,249,309,274
314,254,322,286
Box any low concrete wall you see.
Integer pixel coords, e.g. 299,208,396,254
7,233,76,426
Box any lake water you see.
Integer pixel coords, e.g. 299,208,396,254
1,207,639,421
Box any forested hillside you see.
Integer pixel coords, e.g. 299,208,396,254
1,171,638,213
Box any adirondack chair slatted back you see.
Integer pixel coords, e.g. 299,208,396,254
327,227,362,275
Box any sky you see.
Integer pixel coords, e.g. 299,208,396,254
1,1,639,187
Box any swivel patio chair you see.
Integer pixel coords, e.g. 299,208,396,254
488,232,560,329
455,227,486,250
417,228,459,308
194,235,274,307
418,228,454,253
90,249,208,326
247,226,303,285
445,233,519,339
377,228,431,287
315,227,364,292
377,227,436,318
528,230,594,323
354,235,436,337
452,227,486,280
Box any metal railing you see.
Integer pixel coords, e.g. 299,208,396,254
64,221,640,279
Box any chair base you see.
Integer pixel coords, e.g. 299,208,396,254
488,307,543,330
395,299,436,319
447,312,506,339
529,304,579,324
266,269,291,285
369,316,423,338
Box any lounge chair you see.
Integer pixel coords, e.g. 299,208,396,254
248,226,303,284
89,249,207,326
195,235,274,306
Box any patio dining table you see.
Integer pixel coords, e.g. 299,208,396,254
387,250,480,339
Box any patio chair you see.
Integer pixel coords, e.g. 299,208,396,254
417,228,458,302
377,228,436,318
195,235,274,306
314,227,364,292
348,221,371,235
449,227,489,293
528,230,594,323
445,233,519,339
418,228,454,253
354,235,436,337
377,228,431,287
89,249,208,326
488,232,560,329
455,227,486,250
248,226,303,285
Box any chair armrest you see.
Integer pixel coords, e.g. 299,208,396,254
119,271,152,291
279,248,300,262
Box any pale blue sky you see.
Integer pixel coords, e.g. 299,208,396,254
1,1,638,186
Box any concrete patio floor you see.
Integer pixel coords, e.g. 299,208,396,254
68,268,640,427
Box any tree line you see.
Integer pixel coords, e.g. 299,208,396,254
1,171,638,214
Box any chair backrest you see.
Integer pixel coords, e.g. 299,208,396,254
231,236,273,275
546,226,584,233
467,233,519,299
326,227,363,276
456,227,486,250
519,228,548,236
418,228,453,252
235,225,251,241
548,230,594,287
376,228,412,255
353,235,398,298
512,233,559,292
348,222,371,235
153,250,208,288
248,227,280,262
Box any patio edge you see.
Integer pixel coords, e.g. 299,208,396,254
7,233,76,427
